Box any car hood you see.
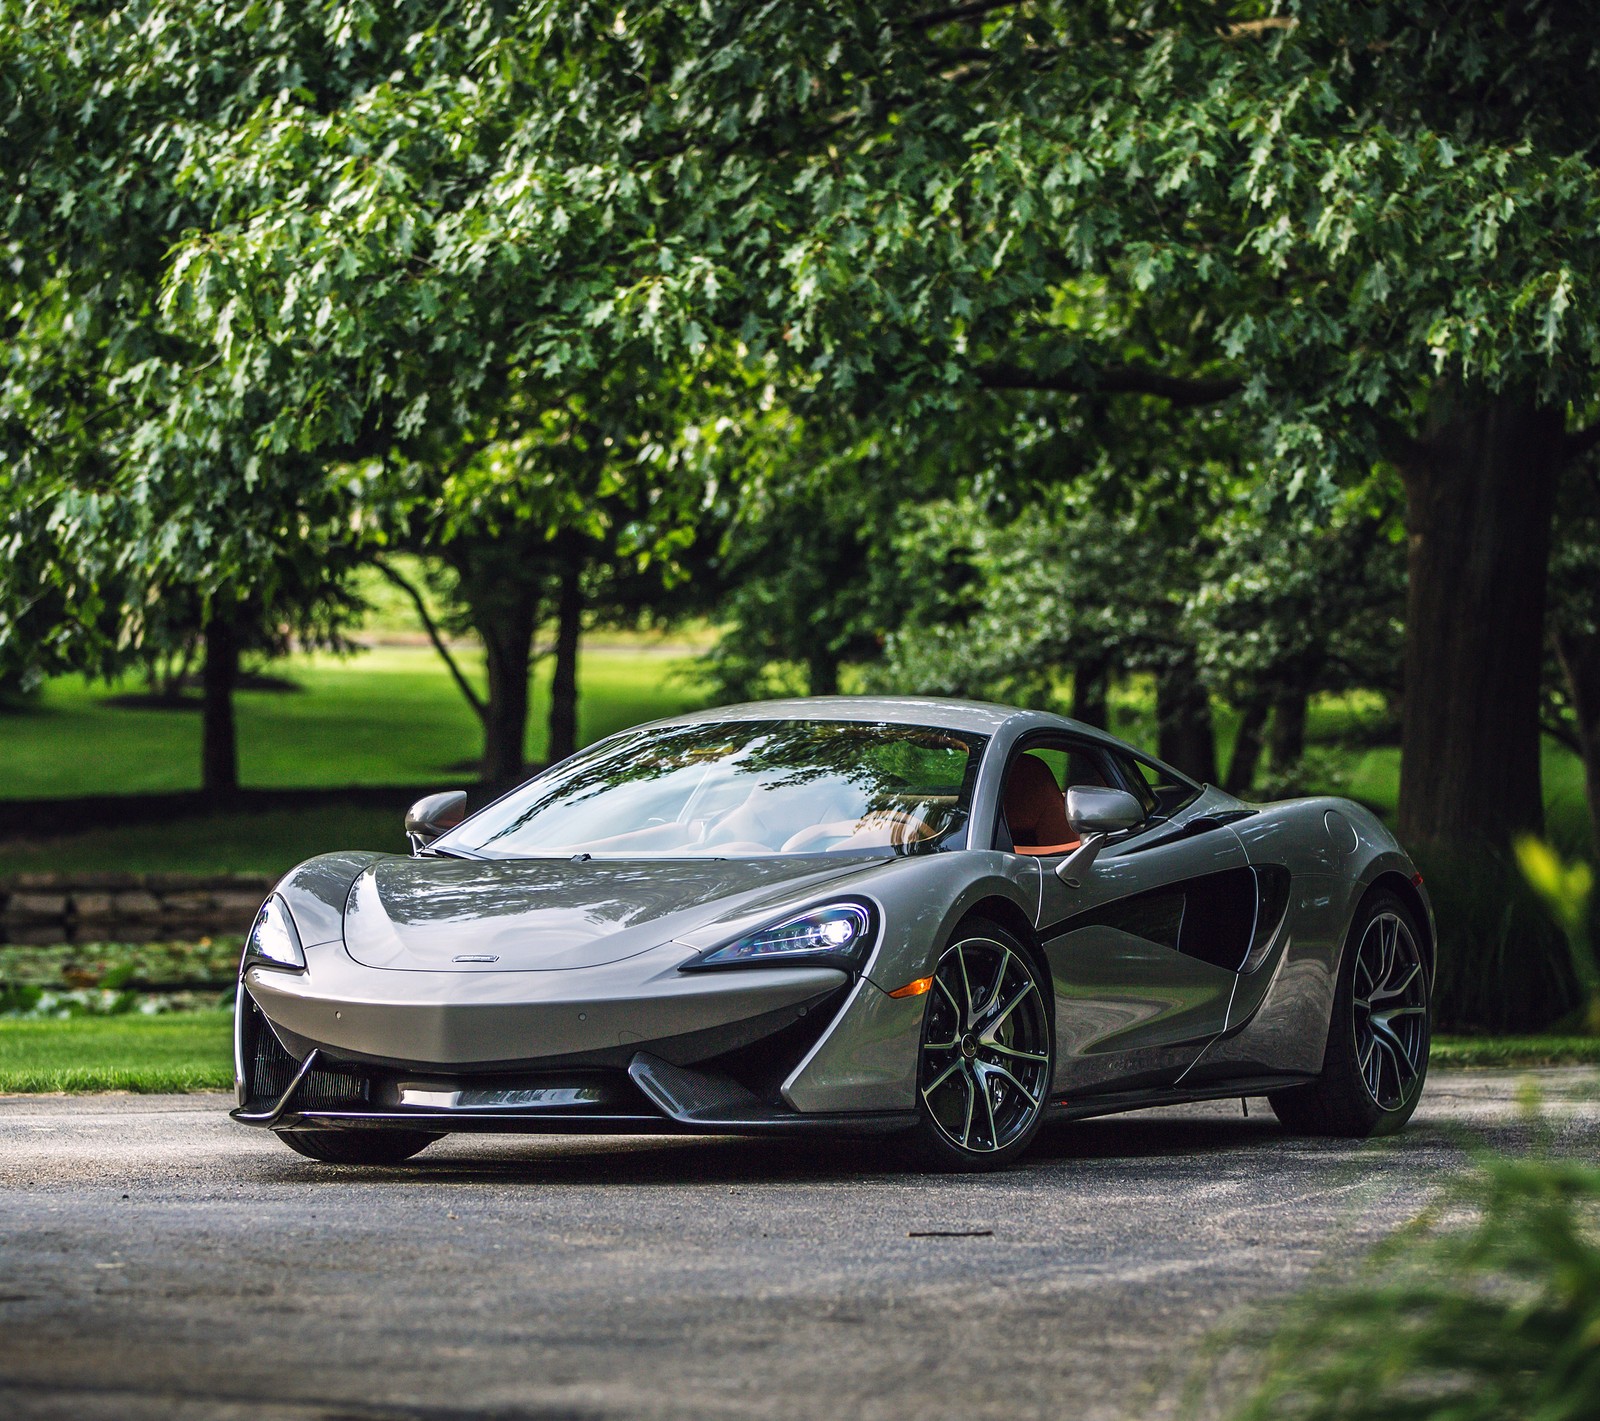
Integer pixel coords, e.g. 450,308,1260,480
341,854,875,972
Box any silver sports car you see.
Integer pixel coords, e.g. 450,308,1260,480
233,697,1433,1170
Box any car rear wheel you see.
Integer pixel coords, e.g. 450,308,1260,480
911,918,1055,1171
1269,890,1430,1138
276,1129,441,1165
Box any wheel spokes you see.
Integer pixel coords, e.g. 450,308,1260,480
979,979,1037,1046
982,1059,1042,1110
956,945,976,1027
977,1063,1000,1149
933,974,963,1021
984,1041,1049,1064
918,936,1052,1155
986,948,1012,1018
1352,912,1427,1111
1371,960,1421,1003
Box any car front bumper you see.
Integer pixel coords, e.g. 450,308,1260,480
233,939,924,1134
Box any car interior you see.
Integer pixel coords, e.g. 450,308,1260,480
1002,746,1121,855
556,778,954,857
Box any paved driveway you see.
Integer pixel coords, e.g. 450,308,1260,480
1,1068,1595,1421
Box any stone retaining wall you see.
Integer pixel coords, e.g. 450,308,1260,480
0,874,274,945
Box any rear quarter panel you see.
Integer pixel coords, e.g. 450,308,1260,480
1194,798,1424,1082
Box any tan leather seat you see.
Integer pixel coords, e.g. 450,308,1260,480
1005,754,1079,855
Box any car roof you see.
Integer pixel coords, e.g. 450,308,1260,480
632,695,1150,758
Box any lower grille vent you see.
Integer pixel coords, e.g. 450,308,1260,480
247,1002,298,1105
242,996,368,1110
297,1068,369,1109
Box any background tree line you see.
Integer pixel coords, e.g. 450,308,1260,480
5,0,1600,1028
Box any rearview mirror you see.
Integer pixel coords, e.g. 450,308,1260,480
1066,786,1144,836
405,790,468,853
1056,786,1144,884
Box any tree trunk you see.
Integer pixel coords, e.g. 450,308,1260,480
1226,694,1270,794
546,561,583,765
1397,387,1566,850
200,610,240,799
1555,626,1600,859
1267,685,1308,772
478,592,539,791
806,649,840,697
1072,656,1110,729
1155,652,1218,784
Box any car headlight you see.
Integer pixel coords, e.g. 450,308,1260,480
684,903,876,971
242,895,306,972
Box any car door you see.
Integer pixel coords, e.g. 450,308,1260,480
1016,740,1256,1095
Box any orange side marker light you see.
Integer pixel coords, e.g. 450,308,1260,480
889,976,934,999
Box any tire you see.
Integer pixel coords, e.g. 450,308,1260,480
276,1129,441,1165
911,916,1055,1171
1270,890,1431,1138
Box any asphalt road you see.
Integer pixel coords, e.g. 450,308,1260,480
2,1069,1596,1421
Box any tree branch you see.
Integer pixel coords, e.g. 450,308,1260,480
372,557,486,723
977,361,1242,407
902,2,1022,29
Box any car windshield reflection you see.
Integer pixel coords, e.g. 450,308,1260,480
436,720,987,860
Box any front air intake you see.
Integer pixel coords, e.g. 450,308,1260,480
243,997,299,1107
241,995,368,1110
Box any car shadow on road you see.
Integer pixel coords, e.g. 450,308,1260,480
250,1111,1354,1189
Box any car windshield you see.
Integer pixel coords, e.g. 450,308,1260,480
437,719,987,860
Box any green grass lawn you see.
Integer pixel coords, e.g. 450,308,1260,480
1431,1035,1600,1069
0,1014,1590,1095
0,1011,233,1093
0,802,419,878
2,643,707,799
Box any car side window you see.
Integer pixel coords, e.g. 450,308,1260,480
1026,744,1112,793
1105,752,1159,818
997,737,1121,853
1117,753,1200,818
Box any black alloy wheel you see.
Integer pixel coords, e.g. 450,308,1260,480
1270,890,1431,1138
913,918,1054,1170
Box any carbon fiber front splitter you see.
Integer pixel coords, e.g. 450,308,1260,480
232,1046,918,1137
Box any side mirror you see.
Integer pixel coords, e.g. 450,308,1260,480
1055,786,1144,884
405,790,468,853
1066,786,1144,836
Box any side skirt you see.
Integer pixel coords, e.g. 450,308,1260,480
1048,1074,1315,1123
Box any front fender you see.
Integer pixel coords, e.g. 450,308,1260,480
270,850,393,952
780,850,1039,1113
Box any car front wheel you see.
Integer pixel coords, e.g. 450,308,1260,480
1269,890,1431,1138
911,918,1055,1171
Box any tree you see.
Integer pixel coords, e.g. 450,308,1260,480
368,365,726,786
875,493,1225,779
99,1,1600,859
0,1,392,795
1188,477,1406,792
514,0,1597,853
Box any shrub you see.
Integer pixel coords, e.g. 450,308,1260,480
1209,1147,1600,1421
